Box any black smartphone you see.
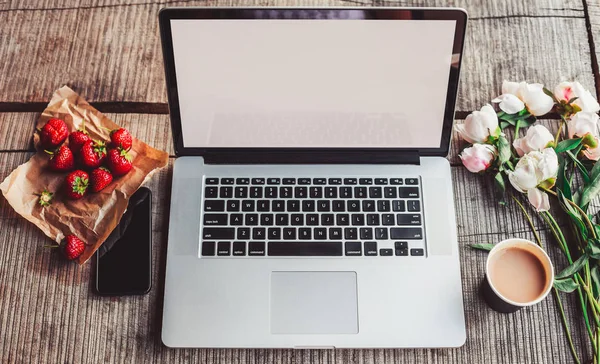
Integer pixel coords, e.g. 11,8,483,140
95,187,152,296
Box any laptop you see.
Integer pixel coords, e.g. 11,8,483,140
159,7,467,348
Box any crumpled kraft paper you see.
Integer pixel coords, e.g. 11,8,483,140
0,86,169,264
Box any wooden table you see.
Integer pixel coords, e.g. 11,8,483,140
1,1,600,363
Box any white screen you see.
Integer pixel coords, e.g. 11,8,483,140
170,19,456,148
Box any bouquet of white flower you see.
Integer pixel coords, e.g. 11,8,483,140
457,80,600,363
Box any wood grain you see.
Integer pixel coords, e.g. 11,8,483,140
0,0,593,112
0,152,586,363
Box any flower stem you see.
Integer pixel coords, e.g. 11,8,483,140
515,120,521,140
555,119,564,146
541,188,598,240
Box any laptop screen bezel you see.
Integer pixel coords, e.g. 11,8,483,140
159,7,467,158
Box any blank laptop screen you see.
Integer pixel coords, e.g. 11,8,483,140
170,18,457,148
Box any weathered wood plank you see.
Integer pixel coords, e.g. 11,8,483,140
0,152,586,363
0,1,593,111
587,0,600,98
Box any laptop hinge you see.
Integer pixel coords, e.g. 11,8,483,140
203,150,420,165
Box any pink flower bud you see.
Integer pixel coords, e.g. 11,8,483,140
460,144,497,173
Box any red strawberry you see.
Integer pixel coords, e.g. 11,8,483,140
107,147,133,176
63,235,85,260
37,189,54,207
79,140,107,169
69,130,91,154
109,128,133,150
39,118,69,149
45,145,74,172
90,167,113,192
64,170,89,199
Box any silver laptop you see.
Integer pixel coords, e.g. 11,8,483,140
159,7,467,348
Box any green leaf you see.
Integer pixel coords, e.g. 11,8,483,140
494,172,506,204
567,97,579,104
587,239,600,259
555,138,582,153
591,160,600,181
556,155,572,200
553,277,580,293
566,150,591,185
556,253,589,279
497,135,511,164
591,265,600,300
557,190,588,239
469,243,494,252
579,168,600,209
500,121,510,130
543,87,558,102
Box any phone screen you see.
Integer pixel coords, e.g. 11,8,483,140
96,188,152,295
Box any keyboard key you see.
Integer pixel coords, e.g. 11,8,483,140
390,178,403,185
411,248,425,256
384,187,397,198
236,178,250,185
354,187,367,198
302,200,315,212
268,228,281,239
220,187,233,198
375,178,388,185
340,187,352,198
329,228,342,240
344,227,358,240
299,228,311,240
314,227,327,239
257,200,270,212
235,186,248,198
245,214,258,225
382,214,395,226
392,200,406,212
237,228,250,240
203,227,234,239
280,187,293,198
380,248,393,256
364,242,378,256
317,200,330,212
347,200,360,212
396,248,408,256
287,200,300,212
405,178,419,185
321,214,334,225
395,242,408,249
344,178,357,185
367,214,380,225
329,178,342,185
352,214,365,226
291,214,304,226
203,213,228,225
252,228,266,240
276,214,289,225
399,187,420,198
267,178,280,185
298,178,311,185
309,186,323,198
230,214,243,225
265,187,278,198
332,200,345,212
227,200,240,212
306,214,319,225
248,242,266,256
242,200,255,212
377,200,390,212
283,178,296,185
205,178,219,185
250,187,263,198
221,178,234,185
283,228,296,239
362,200,376,212
260,213,274,226
268,242,342,256
360,227,373,239
408,200,421,212
375,227,388,240
252,178,265,185
325,187,337,198
336,214,350,225
397,214,421,225
217,242,231,256
295,187,307,198
201,241,215,256
369,187,382,198
233,242,246,256
345,242,362,256
205,186,218,198
390,228,423,239
313,178,327,185
359,178,373,185
272,200,285,211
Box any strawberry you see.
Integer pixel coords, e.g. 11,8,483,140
63,235,85,260
37,189,54,207
69,130,91,154
64,170,89,199
39,118,69,149
90,167,113,192
107,147,133,176
109,128,133,150
79,140,107,169
45,145,74,172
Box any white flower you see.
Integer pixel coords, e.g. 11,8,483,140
512,125,554,156
583,146,600,161
460,144,497,173
554,81,600,113
494,80,554,116
491,94,525,114
454,104,499,143
567,111,599,139
508,148,558,212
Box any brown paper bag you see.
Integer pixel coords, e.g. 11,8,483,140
0,86,169,264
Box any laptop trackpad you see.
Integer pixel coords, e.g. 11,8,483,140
270,271,358,334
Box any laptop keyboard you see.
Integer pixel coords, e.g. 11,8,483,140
200,177,425,257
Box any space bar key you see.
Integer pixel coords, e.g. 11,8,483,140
268,242,343,256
